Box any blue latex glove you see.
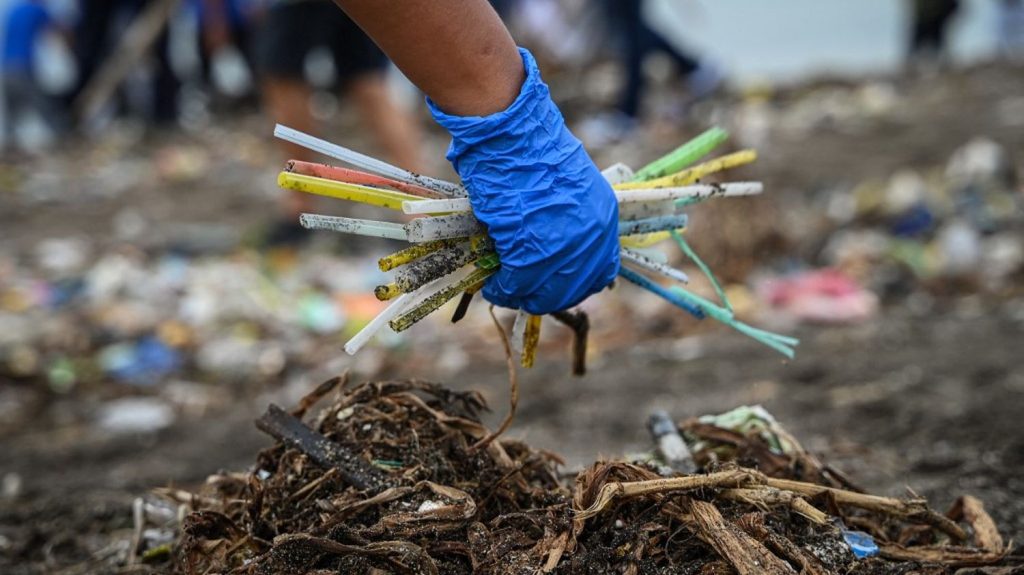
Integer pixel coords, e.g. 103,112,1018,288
428,48,620,315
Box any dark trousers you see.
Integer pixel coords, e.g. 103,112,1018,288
604,0,699,118
909,0,961,57
73,0,180,123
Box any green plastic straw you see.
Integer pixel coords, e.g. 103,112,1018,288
633,127,729,182
671,230,732,314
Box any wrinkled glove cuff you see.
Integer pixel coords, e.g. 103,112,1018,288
427,48,620,314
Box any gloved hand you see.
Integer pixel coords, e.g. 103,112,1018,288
428,48,620,315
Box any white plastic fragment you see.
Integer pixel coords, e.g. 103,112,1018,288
274,124,466,197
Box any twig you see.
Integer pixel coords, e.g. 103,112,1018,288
471,306,519,452
688,500,794,575
551,309,589,376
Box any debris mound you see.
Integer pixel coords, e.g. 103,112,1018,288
165,379,1014,574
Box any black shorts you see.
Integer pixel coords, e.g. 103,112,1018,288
255,0,387,84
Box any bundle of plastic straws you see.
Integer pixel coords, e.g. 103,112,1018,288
273,124,797,372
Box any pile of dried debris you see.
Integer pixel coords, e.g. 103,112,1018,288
158,378,1014,574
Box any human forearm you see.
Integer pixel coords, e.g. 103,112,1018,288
330,0,524,116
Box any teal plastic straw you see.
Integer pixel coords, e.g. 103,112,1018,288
670,230,732,314
669,285,798,359
633,127,729,182
618,267,704,319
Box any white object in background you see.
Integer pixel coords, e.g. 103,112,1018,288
211,46,253,98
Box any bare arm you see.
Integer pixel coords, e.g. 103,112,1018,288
331,0,524,116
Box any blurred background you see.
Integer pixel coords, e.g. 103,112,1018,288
1,1,1022,572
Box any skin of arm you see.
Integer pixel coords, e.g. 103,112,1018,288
330,0,525,117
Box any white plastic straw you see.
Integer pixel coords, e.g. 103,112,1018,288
344,292,415,355
601,162,636,185
511,310,527,355
619,200,676,221
402,182,764,215
275,124,466,198
402,198,471,215
299,214,408,241
344,263,479,355
405,212,484,242
621,247,690,284
617,182,763,204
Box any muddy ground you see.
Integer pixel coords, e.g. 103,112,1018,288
1,63,1023,573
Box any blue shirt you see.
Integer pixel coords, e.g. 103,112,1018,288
2,2,51,73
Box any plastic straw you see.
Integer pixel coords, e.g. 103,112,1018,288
401,183,761,216
344,292,415,355
617,183,763,204
390,266,495,332
633,127,729,182
405,212,485,242
279,172,421,210
299,214,408,241
402,198,471,215
394,242,487,293
620,247,690,284
374,283,402,301
616,150,758,191
619,200,676,221
511,310,528,355
286,160,444,199
521,315,542,368
601,162,636,185
378,240,459,272
671,230,730,313
275,124,466,197
618,267,704,319
669,286,798,359
619,214,689,237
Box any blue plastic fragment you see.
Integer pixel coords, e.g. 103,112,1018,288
842,529,880,559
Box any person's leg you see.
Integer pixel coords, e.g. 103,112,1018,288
262,77,318,218
347,73,422,173
329,5,422,171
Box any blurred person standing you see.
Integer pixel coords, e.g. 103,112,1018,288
192,0,257,101
907,0,961,64
579,0,722,147
72,0,181,125
997,0,1024,58
2,0,68,150
253,0,422,243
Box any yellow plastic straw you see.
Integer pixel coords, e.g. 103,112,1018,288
614,150,758,191
620,230,676,249
277,172,421,210
521,315,542,368
378,240,458,272
373,283,402,301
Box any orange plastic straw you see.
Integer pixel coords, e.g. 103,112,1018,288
285,160,444,199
